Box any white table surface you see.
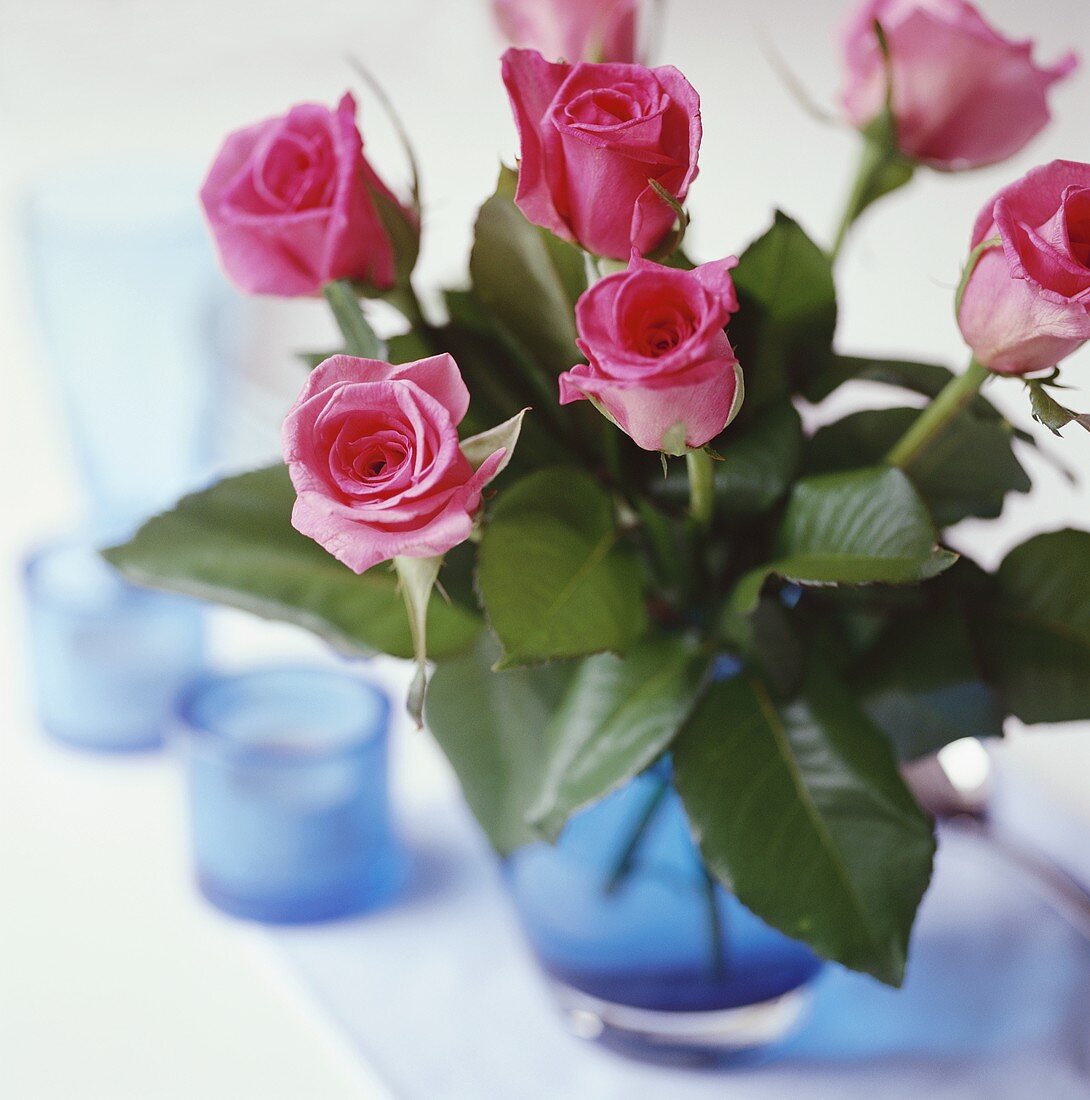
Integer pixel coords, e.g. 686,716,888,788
0,617,392,1100
2,1,1090,1097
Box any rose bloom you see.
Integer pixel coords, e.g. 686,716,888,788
958,160,1090,376
502,48,700,260
493,0,639,64
283,354,507,573
559,255,743,452
201,93,410,297
841,0,1076,170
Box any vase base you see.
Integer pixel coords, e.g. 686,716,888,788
550,979,813,1062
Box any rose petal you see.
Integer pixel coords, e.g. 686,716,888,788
501,48,574,243
842,0,1077,171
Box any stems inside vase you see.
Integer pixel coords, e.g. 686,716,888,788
702,867,728,980
604,776,670,894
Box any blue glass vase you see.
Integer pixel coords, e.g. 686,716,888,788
505,763,824,1057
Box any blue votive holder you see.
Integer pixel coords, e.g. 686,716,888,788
177,667,402,924
23,538,204,752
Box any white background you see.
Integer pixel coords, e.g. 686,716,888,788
1,1,1089,1097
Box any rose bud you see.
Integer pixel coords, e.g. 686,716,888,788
201,93,415,297
841,0,1077,171
283,354,520,573
958,160,1090,376
493,0,639,64
501,48,700,261
559,254,743,453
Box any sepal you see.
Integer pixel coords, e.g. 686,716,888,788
394,554,444,727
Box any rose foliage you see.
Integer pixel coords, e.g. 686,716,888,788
106,7,1089,988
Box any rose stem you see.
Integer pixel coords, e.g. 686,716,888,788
701,866,727,980
603,775,671,895
603,774,729,981
385,279,432,334
829,138,884,263
829,129,913,264
685,448,715,528
323,280,384,358
885,358,990,470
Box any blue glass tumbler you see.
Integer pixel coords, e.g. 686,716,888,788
21,164,232,543
505,761,824,1057
22,538,205,752
177,667,402,924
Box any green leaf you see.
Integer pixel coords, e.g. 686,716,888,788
804,353,1064,473
386,330,432,365
477,467,647,666
1027,380,1090,437
394,554,442,726
673,664,935,985
369,186,421,292
803,355,999,414
976,529,1090,723
401,294,566,470
102,466,480,661
712,400,804,515
808,407,1030,526
469,165,584,375
719,595,804,699
853,608,1005,760
730,212,836,411
654,247,697,272
436,314,550,448
450,259,593,453
426,633,576,854
730,466,957,614
527,637,707,840
323,280,384,358
632,498,691,596
805,354,945,403
459,409,527,475
298,349,342,370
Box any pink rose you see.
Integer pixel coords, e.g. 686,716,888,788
201,93,411,297
501,48,701,261
958,161,1090,376
282,354,511,573
559,255,743,452
841,0,1076,170
493,0,639,64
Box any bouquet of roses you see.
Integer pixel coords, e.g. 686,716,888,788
108,0,1089,988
